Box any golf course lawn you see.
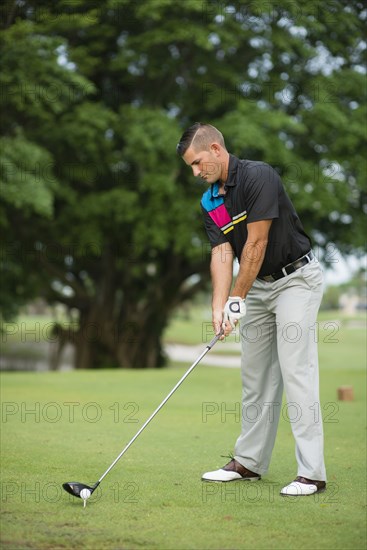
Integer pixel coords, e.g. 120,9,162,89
1,315,366,549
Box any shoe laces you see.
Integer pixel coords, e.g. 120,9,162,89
220,453,235,461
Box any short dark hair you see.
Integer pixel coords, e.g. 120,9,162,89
176,122,226,156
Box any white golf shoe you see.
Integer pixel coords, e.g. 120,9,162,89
280,476,326,496
202,459,261,482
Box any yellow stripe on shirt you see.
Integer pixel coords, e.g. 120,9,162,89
233,214,247,225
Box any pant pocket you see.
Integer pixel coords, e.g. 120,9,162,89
299,262,324,291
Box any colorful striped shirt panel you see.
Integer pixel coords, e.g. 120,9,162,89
201,182,247,240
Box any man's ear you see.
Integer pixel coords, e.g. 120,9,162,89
210,142,221,156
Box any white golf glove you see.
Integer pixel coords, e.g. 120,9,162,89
223,297,246,329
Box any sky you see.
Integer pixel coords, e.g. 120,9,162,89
324,252,366,286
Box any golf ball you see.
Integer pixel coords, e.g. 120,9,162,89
80,488,91,500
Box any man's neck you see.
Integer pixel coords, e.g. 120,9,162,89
219,150,230,187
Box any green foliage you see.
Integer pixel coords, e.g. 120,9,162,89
0,136,55,217
0,0,365,366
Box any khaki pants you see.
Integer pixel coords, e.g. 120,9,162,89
234,258,327,481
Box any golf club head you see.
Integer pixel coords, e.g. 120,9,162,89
62,481,98,498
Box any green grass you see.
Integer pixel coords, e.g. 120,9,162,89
1,309,366,549
1,367,366,548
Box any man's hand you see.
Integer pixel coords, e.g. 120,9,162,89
212,309,226,340
223,297,246,330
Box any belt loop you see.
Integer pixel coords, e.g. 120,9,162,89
281,267,288,277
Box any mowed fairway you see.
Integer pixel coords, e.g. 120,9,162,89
1,315,366,549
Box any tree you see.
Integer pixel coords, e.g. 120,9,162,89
1,0,366,367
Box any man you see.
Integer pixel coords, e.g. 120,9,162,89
177,122,326,496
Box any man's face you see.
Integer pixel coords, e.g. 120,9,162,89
182,144,223,184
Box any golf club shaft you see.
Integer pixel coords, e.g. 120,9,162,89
98,332,222,484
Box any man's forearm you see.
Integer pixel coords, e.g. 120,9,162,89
231,220,272,299
232,239,267,298
212,262,233,312
211,243,233,310
210,243,234,335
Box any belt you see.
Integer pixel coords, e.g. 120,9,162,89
257,251,314,283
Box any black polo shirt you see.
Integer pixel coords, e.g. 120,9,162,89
201,154,311,277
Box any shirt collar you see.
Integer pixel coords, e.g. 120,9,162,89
225,154,240,187
210,154,239,198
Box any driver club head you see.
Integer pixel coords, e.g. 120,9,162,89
62,481,98,499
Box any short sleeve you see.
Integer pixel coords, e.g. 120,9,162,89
202,206,228,248
245,163,280,223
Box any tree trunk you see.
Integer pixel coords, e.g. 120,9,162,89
115,314,167,368
50,305,169,369
48,252,209,370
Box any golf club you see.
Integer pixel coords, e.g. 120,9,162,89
63,331,223,506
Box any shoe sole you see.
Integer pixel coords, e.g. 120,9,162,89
202,477,261,483
280,487,326,497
